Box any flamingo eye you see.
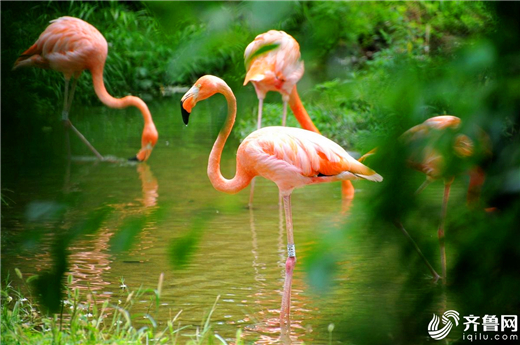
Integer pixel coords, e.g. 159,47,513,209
197,83,202,88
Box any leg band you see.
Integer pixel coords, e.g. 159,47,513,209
287,244,296,258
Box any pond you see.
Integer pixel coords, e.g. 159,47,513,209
1,97,451,344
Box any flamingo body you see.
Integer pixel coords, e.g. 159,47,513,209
14,16,158,162
239,126,381,195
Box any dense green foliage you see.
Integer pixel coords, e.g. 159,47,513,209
3,1,494,149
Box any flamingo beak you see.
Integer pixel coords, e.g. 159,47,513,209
181,100,191,125
130,143,154,162
128,142,154,162
180,85,199,125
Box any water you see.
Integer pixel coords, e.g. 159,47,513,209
2,98,450,344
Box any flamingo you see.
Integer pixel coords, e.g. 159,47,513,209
401,115,489,281
13,16,158,162
180,75,383,324
244,30,356,205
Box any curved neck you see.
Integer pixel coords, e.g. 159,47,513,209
90,66,153,126
288,86,320,134
208,83,252,194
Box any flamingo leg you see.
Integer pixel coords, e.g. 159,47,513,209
439,178,453,282
394,221,441,281
65,77,79,116
68,124,104,161
62,78,71,122
61,78,104,161
249,98,265,207
280,194,295,326
415,178,432,195
257,97,264,130
281,100,288,127
63,127,72,194
248,178,256,208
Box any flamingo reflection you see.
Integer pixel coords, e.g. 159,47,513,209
68,162,158,293
30,161,159,298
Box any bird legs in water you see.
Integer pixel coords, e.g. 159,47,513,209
413,176,453,283
438,178,453,282
280,194,296,326
394,221,441,282
62,77,104,161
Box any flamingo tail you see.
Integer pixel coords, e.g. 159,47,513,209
13,44,48,70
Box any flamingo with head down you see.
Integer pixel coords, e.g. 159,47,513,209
180,75,383,324
13,16,158,162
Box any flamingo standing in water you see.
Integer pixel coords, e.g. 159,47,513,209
244,30,355,204
180,75,383,324
13,16,158,162
401,115,489,281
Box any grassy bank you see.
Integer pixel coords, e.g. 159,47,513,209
1,272,241,345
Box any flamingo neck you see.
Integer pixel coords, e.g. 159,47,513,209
288,86,320,134
207,83,252,194
90,66,154,127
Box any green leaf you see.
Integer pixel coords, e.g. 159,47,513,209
244,43,280,67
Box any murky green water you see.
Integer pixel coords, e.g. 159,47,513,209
2,98,453,344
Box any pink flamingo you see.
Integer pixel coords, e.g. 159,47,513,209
180,75,383,324
13,16,158,162
244,30,356,205
401,115,489,281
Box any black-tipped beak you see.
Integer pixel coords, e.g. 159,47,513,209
181,101,190,125
128,156,140,162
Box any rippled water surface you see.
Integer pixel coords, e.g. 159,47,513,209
2,99,452,344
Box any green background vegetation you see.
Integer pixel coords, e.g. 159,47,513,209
2,1,520,344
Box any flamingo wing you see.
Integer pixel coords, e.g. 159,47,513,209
242,127,382,182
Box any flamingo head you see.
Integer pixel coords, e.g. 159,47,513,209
131,124,158,162
180,75,222,125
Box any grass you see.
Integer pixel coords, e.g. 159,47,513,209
1,271,243,345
